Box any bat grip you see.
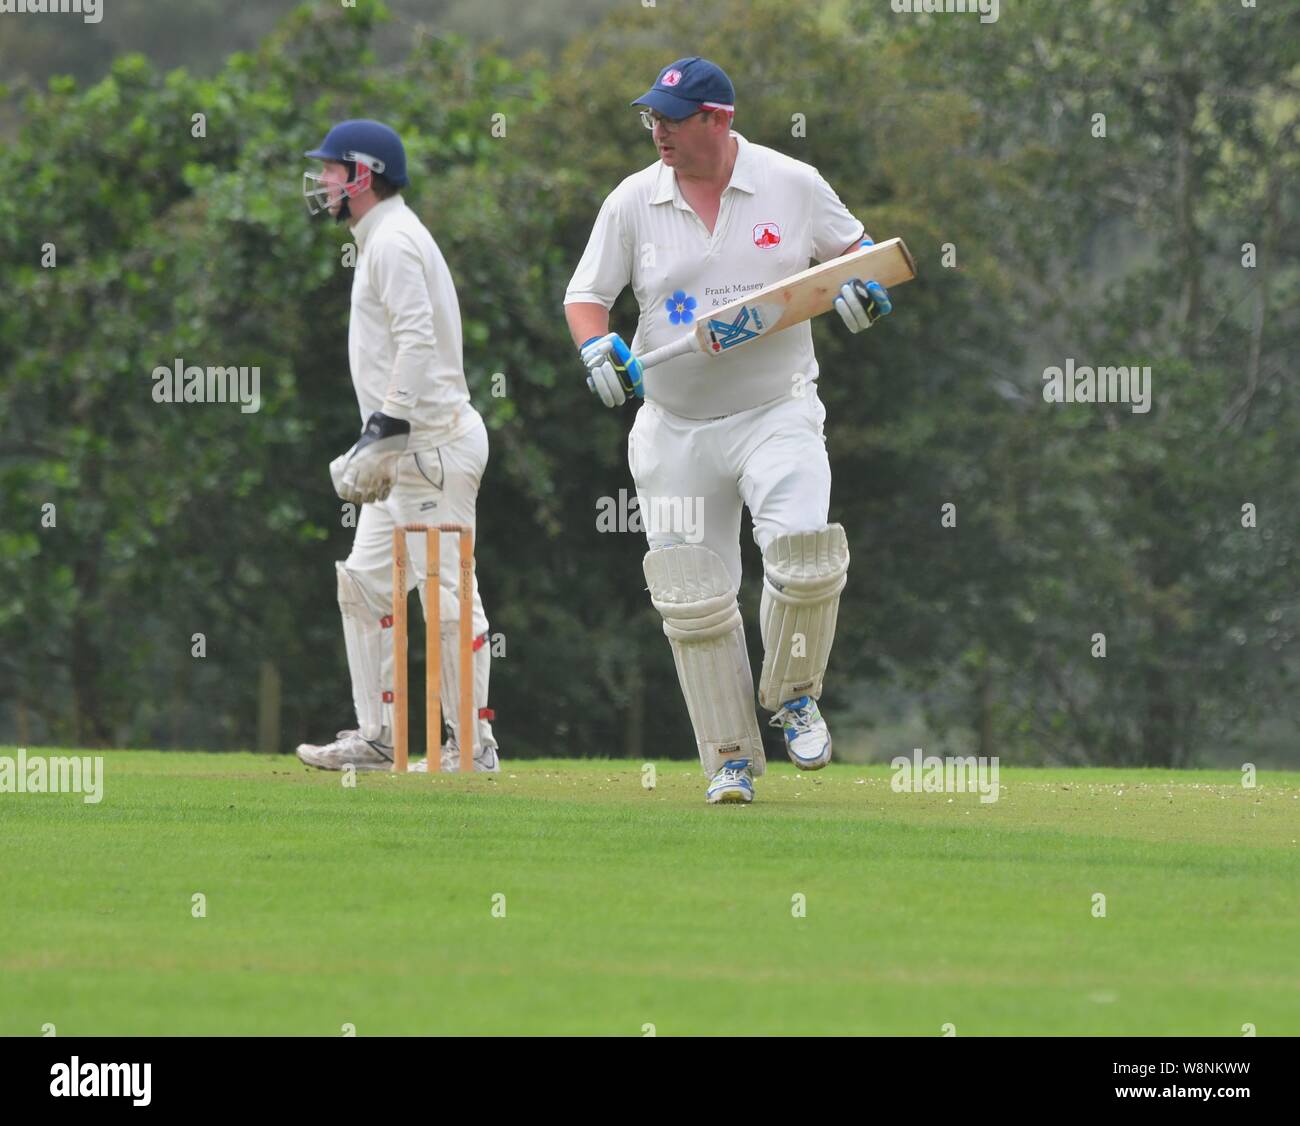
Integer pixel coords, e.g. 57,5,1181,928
585,332,701,396
636,332,701,372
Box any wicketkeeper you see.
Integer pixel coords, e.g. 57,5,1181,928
297,119,499,772
564,59,894,803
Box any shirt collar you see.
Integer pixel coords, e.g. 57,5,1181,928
728,132,757,194
351,195,403,252
651,131,756,207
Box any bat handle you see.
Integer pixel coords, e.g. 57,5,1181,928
585,332,701,396
637,332,701,372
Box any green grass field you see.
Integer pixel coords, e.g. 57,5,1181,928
2,750,1297,1036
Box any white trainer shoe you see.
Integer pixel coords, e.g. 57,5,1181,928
407,738,501,774
769,696,832,770
706,758,755,804
296,729,395,771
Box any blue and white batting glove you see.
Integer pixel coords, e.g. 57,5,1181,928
581,333,644,408
833,238,893,333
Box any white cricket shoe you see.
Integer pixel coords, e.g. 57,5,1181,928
706,758,755,804
769,696,832,770
296,729,395,772
407,738,501,773
470,741,501,773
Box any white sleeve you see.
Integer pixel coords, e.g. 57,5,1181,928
371,233,437,420
564,189,632,308
809,170,866,263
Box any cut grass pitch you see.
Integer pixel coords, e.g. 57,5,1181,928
1,750,1297,1035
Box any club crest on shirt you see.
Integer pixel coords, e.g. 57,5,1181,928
753,222,781,248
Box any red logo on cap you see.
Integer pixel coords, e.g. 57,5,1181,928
661,69,682,87
753,222,781,248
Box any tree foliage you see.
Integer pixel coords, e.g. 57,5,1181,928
1,0,1295,766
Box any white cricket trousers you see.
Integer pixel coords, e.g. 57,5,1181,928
345,411,491,747
628,386,832,587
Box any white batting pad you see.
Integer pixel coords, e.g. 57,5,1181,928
643,545,765,777
758,525,850,710
438,621,493,753
337,562,389,742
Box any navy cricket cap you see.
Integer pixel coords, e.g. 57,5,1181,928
631,57,735,119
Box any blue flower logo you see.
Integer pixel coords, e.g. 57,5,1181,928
665,290,697,325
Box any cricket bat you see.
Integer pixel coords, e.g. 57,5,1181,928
594,237,916,388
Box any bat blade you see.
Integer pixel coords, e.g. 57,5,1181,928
639,237,916,371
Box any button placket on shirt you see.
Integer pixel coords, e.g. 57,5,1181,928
707,187,741,257
675,193,711,250
674,183,735,257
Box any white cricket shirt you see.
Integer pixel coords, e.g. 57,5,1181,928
564,132,865,419
349,196,474,448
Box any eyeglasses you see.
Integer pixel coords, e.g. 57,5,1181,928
639,108,705,133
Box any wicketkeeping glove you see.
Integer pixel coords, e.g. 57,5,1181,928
331,410,411,505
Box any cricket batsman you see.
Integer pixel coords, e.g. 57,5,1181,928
564,60,893,803
297,119,499,772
